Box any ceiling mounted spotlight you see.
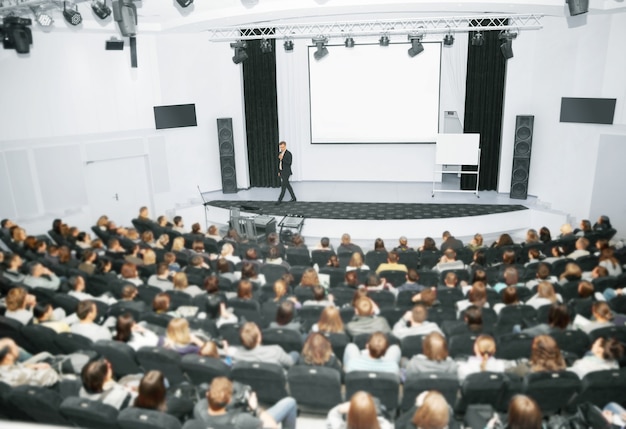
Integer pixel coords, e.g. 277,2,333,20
260,38,272,53
471,32,484,47
91,0,112,20
63,1,82,26
1,16,33,54
567,0,589,16
230,40,248,64
283,40,293,52
312,37,328,60
499,30,517,60
344,37,354,48
379,34,390,46
176,0,194,7
443,33,454,46
407,33,424,57
31,6,53,27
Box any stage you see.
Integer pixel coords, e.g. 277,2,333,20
174,181,568,249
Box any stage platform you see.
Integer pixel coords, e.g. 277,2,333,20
174,181,568,249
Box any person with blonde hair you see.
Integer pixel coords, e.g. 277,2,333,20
457,335,505,379
525,280,562,309
411,391,450,429
172,272,203,297
346,252,369,272
346,297,390,336
405,332,458,376
296,332,342,373
4,287,37,325
327,390,392,429
158,318,205,356
313,306,345,333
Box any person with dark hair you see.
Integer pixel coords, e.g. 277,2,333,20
275,141,297,204
539,227,552,244
79,359,136,410
230,322,297,369
522,302,571,336
396,269,426,292
33,303,71,333
576,301,615,334
327,390,392,429
195,376,298,429
593,215,612,232
268,300,302,333
440,231,463,252
134,370,194,421
456,281,490,316
405,332,458,376
114,313,158,350
419,237,438,252
343,332,401,375
68,275,117,305
297,332,342,373
71,300,112,341
302,284,334,307
147,262,174,290
434,248,466,273
570,336,624,378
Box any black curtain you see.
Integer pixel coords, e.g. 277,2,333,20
242,36,280,188
461,28,507,191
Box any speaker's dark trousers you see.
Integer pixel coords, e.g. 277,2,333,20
278,173,296,201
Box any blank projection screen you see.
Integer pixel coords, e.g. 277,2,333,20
308,42,442,144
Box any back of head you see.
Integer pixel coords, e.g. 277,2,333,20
508,395,543,429
464,305,483,328
237,279,253,299
239,322,260,350
577,281,594,298
346,391,380,429
367,332,389,359
422,332,448,362
276,300,295,325
207,377,233,412
81,359,108,393
536,263,551,279
592,301,613,321
503,266,519,285
468,282,487,306
135,370,166,411
114,313,134,343
502,286,519,305
76,300,95,321
599,337,624,361
312,284,326,301
530,335,565,371
318,306,344,333
411,391,450,429
121,284,137,300
548,303,570,329
301,332,332,365
166,318,190,345
6,287,26,311
355,297,374,317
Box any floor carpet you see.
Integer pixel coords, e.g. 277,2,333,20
207,200,528,220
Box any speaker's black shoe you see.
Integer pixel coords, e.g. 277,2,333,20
275,200,282,205
290,198,297,202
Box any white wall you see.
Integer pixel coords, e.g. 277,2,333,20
0,31,245,233
500,13,626,225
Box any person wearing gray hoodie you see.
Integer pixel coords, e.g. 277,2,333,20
405,331,458,376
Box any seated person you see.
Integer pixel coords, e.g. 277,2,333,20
302,284,335,307
311,306,345,334
457,335,506,380
296,332,342,373
23,262,61,291
114,313,159,351
33,303,71,333
456,281,490,317
522,302,572,337
343,331,401,375
570,337,623,379
396,269,427,292
574,301,615,334
433,248,466,273
392,303,443,339
346,297,391,337
157,318,206,356
147,262,174,290
525,281,562,310
194,376,297,429
4,287,37,325
229,322,297,369
525,262,557,291
134,370,193,422
110,284,148,314
79,359,137,410
375,251,408,274
2,253,26,284
506,335,566,377
268,300,302,333
71,300,112,342
398,390,451,429
327,390,393,429
493,266,524,293
405,332,458,376
0,338,59,387
68,275,116,305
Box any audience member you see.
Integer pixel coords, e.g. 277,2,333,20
326,391,392,429
440,231,463,251
4,287,37,325
346,297,390,336
375,250,408,274
296,332,342,373
570,337,623,378
506,335,566,377
23,262,61,291
457,335,506,379
230,322,297,369
71,300,112,341
343,332,401,375
157,318,205,356
392,304,443,339
0,338,59,387
79,359,136,410
405,332,458,376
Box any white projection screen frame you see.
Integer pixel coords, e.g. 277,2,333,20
308,42,442,144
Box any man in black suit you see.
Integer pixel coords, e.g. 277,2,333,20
276,141,297,204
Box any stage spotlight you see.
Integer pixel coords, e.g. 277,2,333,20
1,16,33,54
283,40,293,52
471,32,484,47
567,0,588,16
379,34,390,46
31,6,53,27
92,0,112,19
63,2,82,26
407,33,424,57
344,37,354,48
176,0,194,7
230,40,248,64
260,38,272,53
312,37,328,60
443,33,454,46
112,0,137,37
499,31,517,60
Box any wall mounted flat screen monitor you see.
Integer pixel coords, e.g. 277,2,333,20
154,104,197,129
559,97,616,125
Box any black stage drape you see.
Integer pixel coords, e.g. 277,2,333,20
461,27,508,191
242,36,280,188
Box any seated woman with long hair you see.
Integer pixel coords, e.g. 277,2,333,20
506,335,566,377
457,335,506,380
114,313,159,351
134,370,194,421
312,306,345,334
296,332,342,373
405,332,458,376
570,336,623,379
157,318,205,356
409,391,450,429
525,281,562,310
268,300,302,333
326,390,392,429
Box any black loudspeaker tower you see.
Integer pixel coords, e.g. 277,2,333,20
217,118,237,194
510,115,534,200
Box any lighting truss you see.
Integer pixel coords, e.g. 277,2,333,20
207,14,543,41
